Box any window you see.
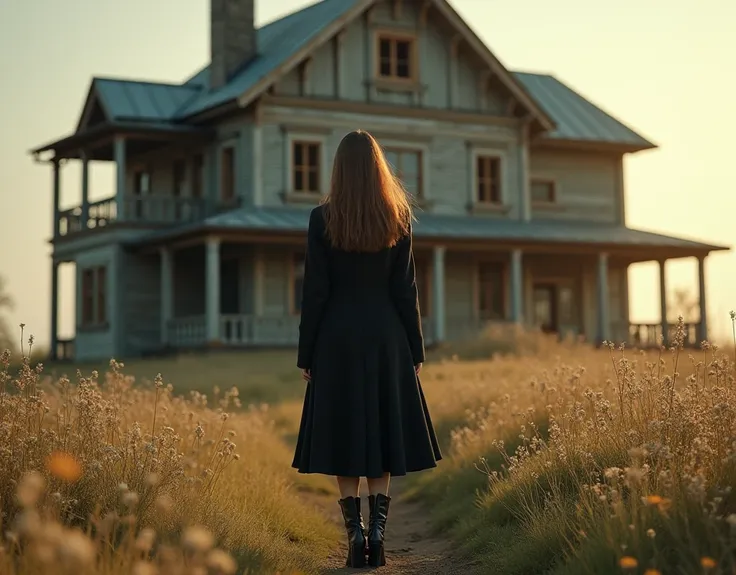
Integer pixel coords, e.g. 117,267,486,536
192,154,204,199
292,141,321,194
378,34,415,81
173,161,186,198
220,146,235,202
414,259,431,317
292,253,306,313
133,171,151,195
384,148,423,197
476,156,502,204
531,178,556,204
477,262,505,320
81,266,107,327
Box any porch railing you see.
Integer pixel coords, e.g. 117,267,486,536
611,322,700,348
56,196,240,237
53,338,76,361
168,315,438,348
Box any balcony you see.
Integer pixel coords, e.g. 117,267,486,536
56,196,238,237
611,322,700,348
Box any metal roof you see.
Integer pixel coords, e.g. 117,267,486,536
93,79,200,124
134,206,727,254
58,0,652,150
514,72,655,150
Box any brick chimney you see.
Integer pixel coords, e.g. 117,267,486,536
210,0,256,90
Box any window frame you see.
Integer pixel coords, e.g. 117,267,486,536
474,260,507,321
470,148,508,208
530,177,558,206
191,154,204,199
374,30,418,83
383,146,425,199
80,265,108,328
285,132,329,198
379,139,431,202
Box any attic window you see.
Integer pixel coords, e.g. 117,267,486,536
377,33,416,81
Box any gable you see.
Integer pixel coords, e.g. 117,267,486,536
76,83,111,133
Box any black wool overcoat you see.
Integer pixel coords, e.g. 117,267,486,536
292,205,442,478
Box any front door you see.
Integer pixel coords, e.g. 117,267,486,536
220,259,240,315
533,283,559,334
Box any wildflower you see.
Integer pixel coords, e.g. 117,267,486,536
182,526,214,553
46,452,83,482
135,528,156,553
644,495,662,505
701,557,717,570
17,471,45,508
644,570,662,575
57,530,95,568
646,528,656,538
619,556,638,569
207,549,237,574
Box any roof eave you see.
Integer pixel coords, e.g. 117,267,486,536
533,136,658,154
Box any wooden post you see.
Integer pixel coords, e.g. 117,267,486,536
52,159,61,237
698,255,708,342
597,253,610,344
205,237,221,344
510,249,523,322
658,259,668,346
114,136,126,220
81,151,90,228
160,247,173,345
432,245,446,343
50,260,59,360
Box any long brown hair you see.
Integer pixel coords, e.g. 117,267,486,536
322,130,412,252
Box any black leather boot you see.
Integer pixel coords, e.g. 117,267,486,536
367,493,391,567
337,496,367,567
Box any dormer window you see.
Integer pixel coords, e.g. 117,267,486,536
377,33,416,81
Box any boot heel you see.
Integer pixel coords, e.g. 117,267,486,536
368,542,385,567
348,542,367,567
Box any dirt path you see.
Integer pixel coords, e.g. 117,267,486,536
305,477,483,575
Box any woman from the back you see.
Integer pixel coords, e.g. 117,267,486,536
292,129,441,568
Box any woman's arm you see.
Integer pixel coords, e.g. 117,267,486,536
297,207,331,369
389,225,425,365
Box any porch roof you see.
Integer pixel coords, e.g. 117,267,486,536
132,207,728,258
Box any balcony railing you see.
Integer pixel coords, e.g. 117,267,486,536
56,196,239,237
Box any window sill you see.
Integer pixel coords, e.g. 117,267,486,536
468,202,511,215
369,78,425,94
77,322,110,333
281,192,325,205
413,197,435,211
531,202,563,211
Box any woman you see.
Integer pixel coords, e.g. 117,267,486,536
292,130,442,568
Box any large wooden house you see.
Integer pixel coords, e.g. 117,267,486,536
32,0,727,361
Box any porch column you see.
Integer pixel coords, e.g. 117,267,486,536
114,136,126,220
50,260,59,360
205,237,221,344
432,245,446,343
160,247,173,345
697,255,708,342
510,248,523,323
518,123,531,222
658,259,668,346
52,159,61,238
81,152,90,228
597,252,610,344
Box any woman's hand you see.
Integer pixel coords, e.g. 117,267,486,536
415,363,422,375
302,369,312,382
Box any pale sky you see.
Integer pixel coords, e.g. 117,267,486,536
0,0,734,347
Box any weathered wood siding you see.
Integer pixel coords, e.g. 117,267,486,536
74,244,120,361
261,105,522,216
273,0,513,113
529,149,624,224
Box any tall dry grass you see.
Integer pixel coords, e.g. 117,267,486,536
0,333,336,575
410,317,736,574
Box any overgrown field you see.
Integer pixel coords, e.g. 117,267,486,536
0,344,337,575
3,317,736,574
408,318,736,574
